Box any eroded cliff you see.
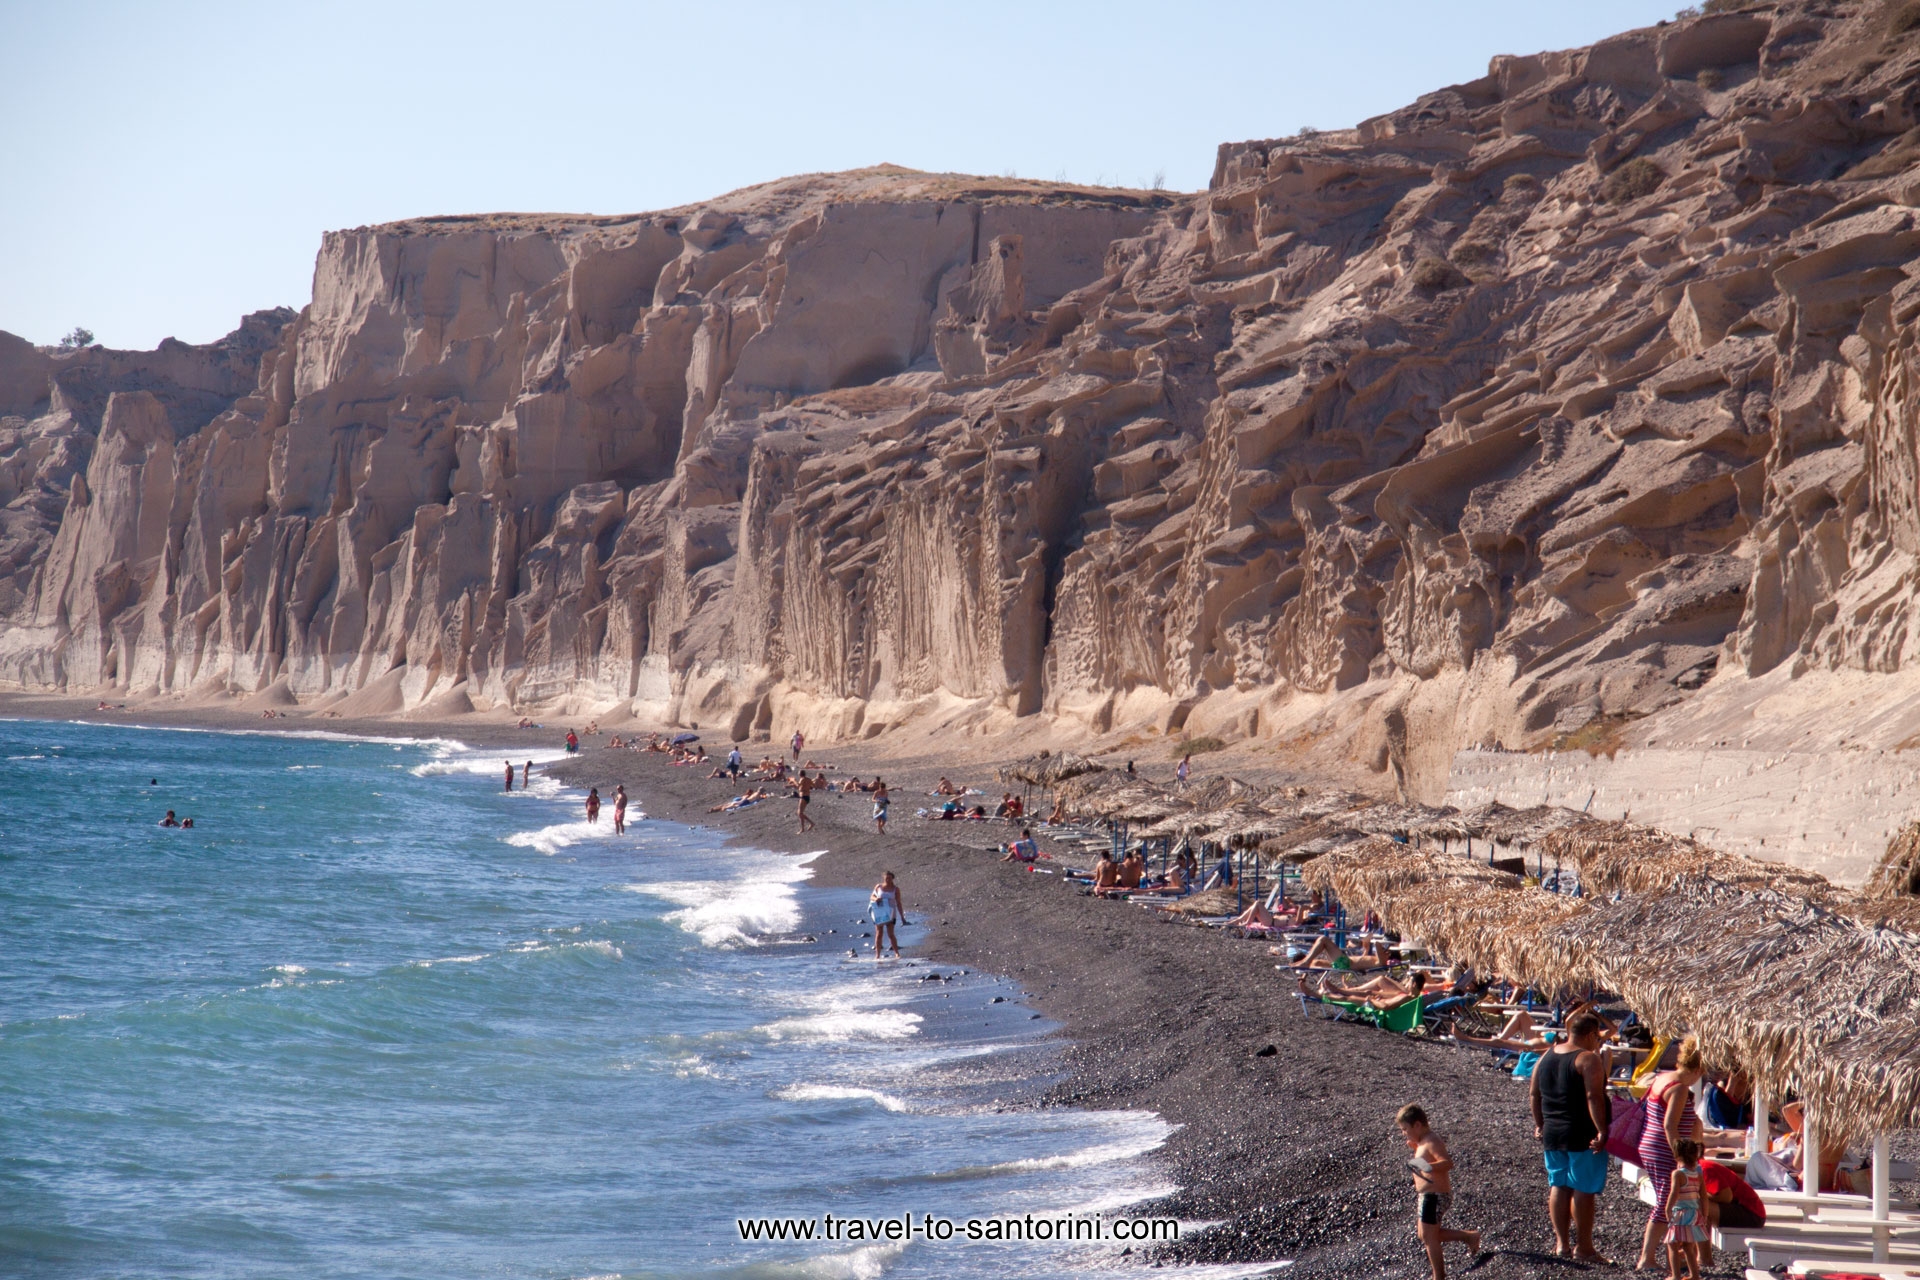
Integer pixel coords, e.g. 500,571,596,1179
14,2,1920,796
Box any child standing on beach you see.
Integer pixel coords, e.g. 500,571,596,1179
1398,1103,1481,1280
1665,1139,1707,1280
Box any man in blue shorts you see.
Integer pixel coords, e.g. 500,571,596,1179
1529,1010,1612,1263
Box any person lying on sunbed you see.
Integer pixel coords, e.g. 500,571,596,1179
1227,889,1304,932
1363,970,1427,1011
1294,935,1393,970
1451,1007,1549,1051
1303,968,1427,1010
1140,858,1192,895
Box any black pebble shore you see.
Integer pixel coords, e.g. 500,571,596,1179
547,746,1736,1278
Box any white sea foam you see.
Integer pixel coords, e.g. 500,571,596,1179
411,746,568,779
926,1114,1171,1181
759,1008,923,1043
622,851,820,948
270,964,307,975
410,953,490,968
772,1083,911,1112
730,1241,907,1279
505,819,604,856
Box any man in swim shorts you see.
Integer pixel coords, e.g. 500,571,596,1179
1531,1011,1612,1262
797,772,815,834
613,784,628,834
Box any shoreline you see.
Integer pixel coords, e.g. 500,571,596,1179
1,698,1692,1277
546,746,1677,1277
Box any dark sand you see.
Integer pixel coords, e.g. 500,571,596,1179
547,744,1703,1279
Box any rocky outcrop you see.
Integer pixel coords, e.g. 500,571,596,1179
16,3,1920,796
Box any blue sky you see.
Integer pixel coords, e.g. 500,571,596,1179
1,1,1680,350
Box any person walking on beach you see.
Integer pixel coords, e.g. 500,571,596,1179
1398,1104,1480,1280
797,772,815,833
1635,1037,1704,1270
504,761,514,792
871,778,889,834
1176,754,1191,787
565,729,579,754
727,746,742,780
613,784,629,834
1530,1010,1612,1263
869,871,904,958
585,787,601,824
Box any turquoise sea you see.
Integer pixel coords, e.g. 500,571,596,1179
0,720,1189,1279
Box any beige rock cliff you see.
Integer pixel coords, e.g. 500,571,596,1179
13,2,1920,809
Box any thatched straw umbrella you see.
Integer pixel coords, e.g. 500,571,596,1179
1301,840,1594,983
1335,802,1466,842
1536,819,1837,901
997,752,1105,788
1864,820,1920,900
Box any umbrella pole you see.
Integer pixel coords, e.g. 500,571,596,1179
1803,1106,1821,1201
1748,1081,1767,1158
1874,1133,1891,1261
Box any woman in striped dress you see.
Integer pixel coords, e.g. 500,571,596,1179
1635,1037,1705,1271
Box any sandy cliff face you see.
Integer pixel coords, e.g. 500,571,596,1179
13,1,1920,794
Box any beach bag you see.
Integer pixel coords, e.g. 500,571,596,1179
1605,1093,1647,1163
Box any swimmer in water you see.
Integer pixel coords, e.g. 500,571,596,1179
160,810,180,827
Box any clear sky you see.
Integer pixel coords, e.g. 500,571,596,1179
1,1,1681,351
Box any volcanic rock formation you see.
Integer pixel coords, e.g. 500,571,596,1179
11,1,1920,798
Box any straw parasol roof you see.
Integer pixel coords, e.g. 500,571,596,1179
1451,801,1593,848
1301,840,1594,982
1335,801,1468,841
997,751,1105,788
1864,820,1920,900
1261,820,1377,864
1536,818,1838,901
1300,835,1920,1134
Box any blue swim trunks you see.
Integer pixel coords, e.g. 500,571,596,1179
1543,1148,1608,1195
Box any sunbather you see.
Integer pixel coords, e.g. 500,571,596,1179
935,777,961,796
1089,851,1120,894
1045,796,1068,823
1095,850,1145,896
1296,935,1393,970
1000,828,1041,862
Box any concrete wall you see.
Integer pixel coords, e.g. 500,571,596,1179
1444,747,1920,887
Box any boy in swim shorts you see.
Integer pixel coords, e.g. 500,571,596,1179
1399,1103,1481,1280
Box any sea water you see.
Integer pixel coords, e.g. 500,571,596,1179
0,720,1192,1279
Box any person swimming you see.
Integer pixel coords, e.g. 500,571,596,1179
159,810,180,827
